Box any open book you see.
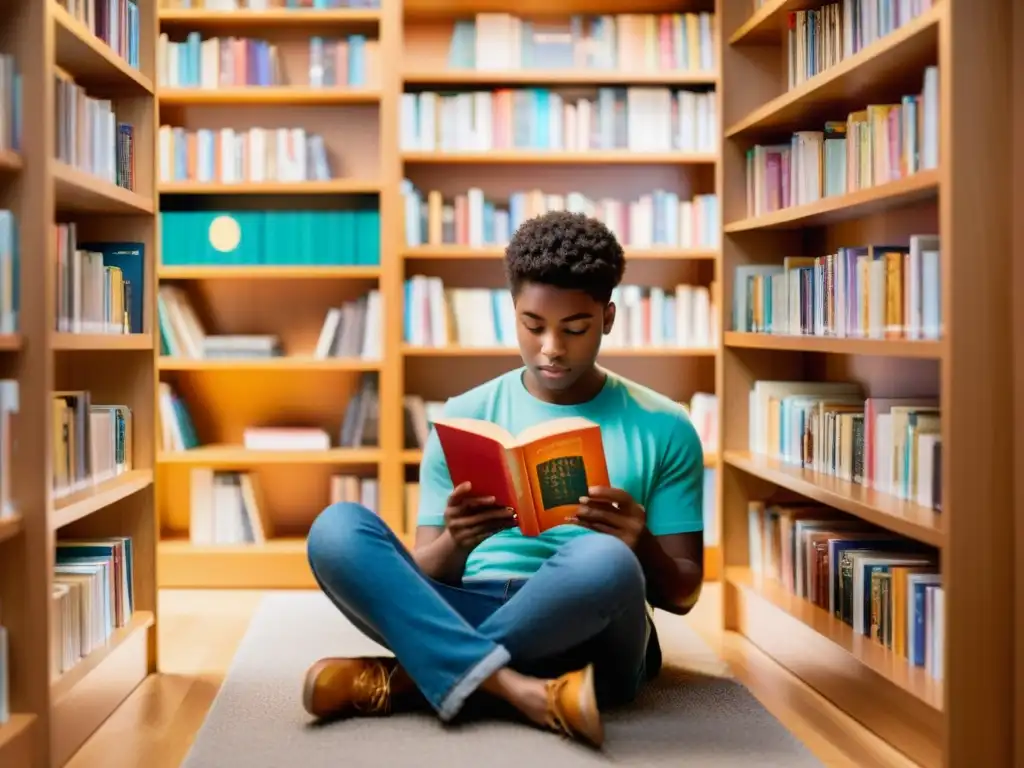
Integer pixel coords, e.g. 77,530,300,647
433,416,610,537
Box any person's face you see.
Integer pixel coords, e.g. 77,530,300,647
513,281,615,392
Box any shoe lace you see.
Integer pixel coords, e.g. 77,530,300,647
351,661,394,715
544,677,573,737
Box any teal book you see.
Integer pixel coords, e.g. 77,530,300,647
355,210,380,265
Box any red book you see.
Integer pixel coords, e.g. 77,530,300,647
433,417,610,537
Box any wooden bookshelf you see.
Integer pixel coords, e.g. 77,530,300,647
154,0,723,588
0,0,160,766
719,1,1013,766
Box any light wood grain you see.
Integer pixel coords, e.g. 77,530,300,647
718,0,1017,765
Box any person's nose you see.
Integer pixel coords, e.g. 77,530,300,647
541,332,565,361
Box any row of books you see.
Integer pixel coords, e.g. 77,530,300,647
187,469,379,545
313,292,380,359
59,0,141,71
56,73,137,192
158,373,378,452
160,209,381,266
160,284,282,359
157,33,378,89
732,235,941,340
0,55,21,154
399,87,716,155
189,469,273,545
158,125,332,185
447,13,715,74
745,67,938,216
52,393,134,500
159,283,382,360
748,381,942,510
51,537,136,683
0,213,17,334
158,0,380,8
401,185,719,251
55,225,145,335
786,1,936,90
402,279,717,350
747,502,942,680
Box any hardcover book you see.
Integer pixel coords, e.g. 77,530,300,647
433,416,610,537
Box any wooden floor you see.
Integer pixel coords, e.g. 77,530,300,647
64,584,921,768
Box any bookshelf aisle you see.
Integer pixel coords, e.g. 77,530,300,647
1,0,160,767
154,0,725,588
719,1,1013,766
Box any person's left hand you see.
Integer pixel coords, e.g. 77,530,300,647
576,486,647,550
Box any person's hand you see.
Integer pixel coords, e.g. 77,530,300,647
576,486,647,550
444,481,516,551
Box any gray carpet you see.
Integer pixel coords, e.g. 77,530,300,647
183,592,821,767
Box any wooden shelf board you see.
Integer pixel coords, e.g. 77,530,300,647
728,0,823,45
52,333,154,351
53,162,155,214
0,150,22,172
158,539,317,589
158,357,381,372
0,514,22,545
52,2,154,94
50,610,153,765
158,265,381,280
403,246,718,260
52,470,154,530
402,151,717,165
723,170,939,232
402,345,717,358
725,6,941,139
159,180,381,195
159,8,381,25
0,714,35,765
727,567,942,766
723,450,944,547
724,332,943,359
51,611,154,702
160,87,381,105
404,70,717,86
0,334,22,351
157,445,382,466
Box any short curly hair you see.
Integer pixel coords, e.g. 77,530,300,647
504,211,625,303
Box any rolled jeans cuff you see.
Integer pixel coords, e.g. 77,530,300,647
437,644,511,722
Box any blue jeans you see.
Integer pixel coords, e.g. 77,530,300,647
306,502,659,722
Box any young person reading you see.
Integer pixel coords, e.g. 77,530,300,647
302,211,706,748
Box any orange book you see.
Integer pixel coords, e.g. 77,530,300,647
433,417,610,537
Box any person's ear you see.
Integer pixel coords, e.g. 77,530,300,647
603,302,616,335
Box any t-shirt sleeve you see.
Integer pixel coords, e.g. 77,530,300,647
644,415,705,536
416,424,452,527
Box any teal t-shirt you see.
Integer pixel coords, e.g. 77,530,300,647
416,367,705,581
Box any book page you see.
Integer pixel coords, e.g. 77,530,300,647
520,424,609,533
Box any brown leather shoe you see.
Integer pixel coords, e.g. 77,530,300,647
302,656,411,720
544,664,604,748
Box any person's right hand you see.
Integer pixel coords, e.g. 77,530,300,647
444,481,516,551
